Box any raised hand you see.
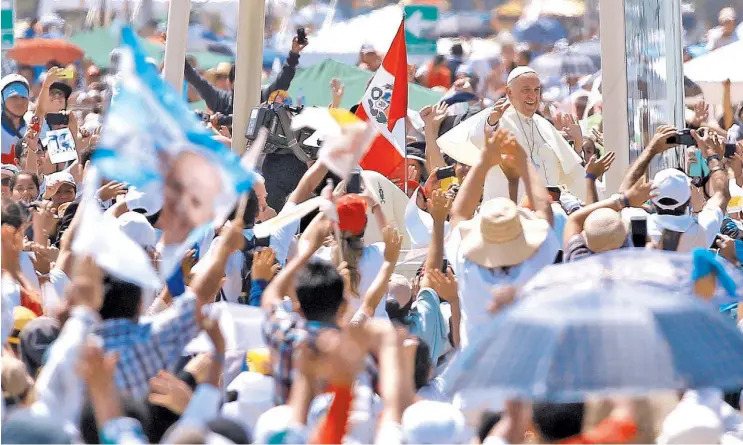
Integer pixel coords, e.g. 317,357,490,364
97,181,128,202
252,247,280,281
647,125,678,155
67,256,104,311
330,78,345,102
488,98,510,126
690,100,709,127
78,339,118,390
426,266,458,303
585,151,616,178
692,127,724,159
498,129,528,179
426,188,451,222
626,179,656,208
148,370,194,415
382,226,403,263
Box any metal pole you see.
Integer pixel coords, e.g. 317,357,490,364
231,0,266,155
598,0,630,194
162,0,191,93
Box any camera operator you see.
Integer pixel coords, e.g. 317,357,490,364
183,35,307,115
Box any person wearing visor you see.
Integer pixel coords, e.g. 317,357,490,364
1,74,31,165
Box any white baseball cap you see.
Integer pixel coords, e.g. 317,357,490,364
124,186,163,216
651,169,691,210
118,212,156,250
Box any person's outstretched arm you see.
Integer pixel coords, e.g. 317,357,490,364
450,127,507,228
261,37,305,102
619,126,676,192
356,227,402,318
183,58,231,114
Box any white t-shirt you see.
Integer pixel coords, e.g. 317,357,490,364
313,242,387,319
444,223,560,349
622,203,724,252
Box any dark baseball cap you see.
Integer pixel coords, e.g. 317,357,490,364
19,316,60,377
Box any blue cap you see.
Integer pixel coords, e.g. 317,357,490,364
2,82,30,101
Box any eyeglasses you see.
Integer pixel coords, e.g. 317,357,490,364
49,90,66,100
1,178,10,186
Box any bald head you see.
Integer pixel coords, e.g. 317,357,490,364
506,71,541,117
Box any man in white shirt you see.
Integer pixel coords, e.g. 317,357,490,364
620,126,729,252
446,127,559,349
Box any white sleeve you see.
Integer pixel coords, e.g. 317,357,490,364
698,204,725,249
32,307,100,426
42,268,71,313
270,202,301,267
444,227,464,275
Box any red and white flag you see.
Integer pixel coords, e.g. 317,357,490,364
356,18,408,180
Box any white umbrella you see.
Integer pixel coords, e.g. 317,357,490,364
684,40,743,104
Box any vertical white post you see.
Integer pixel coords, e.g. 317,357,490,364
162,0,191,93
598,0,630,193
231,0,266,155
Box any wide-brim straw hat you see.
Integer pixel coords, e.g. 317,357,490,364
459,197,549,268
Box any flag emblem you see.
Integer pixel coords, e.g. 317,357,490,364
368,84,393,125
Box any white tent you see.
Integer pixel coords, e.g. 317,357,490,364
684,40,743,104
278,5,404,67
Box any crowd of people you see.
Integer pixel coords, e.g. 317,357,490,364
2,2,743,445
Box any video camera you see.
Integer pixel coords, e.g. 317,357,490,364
245,102,319,162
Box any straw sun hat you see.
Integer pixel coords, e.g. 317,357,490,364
459,197,549,268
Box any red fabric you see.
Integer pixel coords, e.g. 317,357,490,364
310,384,354,445
20,289,43,317
558,417,637,444
356,18,408,179
336,194,367,235
2,146,16,165
426,63,452,89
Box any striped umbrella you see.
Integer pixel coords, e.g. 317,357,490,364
444,250,743,411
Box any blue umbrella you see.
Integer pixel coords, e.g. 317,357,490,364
569,39,601,68
443,250,743,411
512,17,567,46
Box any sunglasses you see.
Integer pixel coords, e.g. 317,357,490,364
1,177,10,186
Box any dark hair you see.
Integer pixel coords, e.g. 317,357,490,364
478,411,503,443
413,340,432,390
652,198,690,216
207,417,251,444
229,64,236,85
227,190,260,228
78,147,95,166
1,198,30,229
532,402,585,442
9,171,40,192
296,261,345,321
99,273,144,320
386,297,412,324
433,54,447,66
451,43,464,57
80,396,154,444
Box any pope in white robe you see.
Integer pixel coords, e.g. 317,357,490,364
437,67,587,202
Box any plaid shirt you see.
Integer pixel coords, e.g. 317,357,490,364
95,292,200,398
262,300,379,405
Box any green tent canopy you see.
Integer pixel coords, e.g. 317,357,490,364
190,59,442,111
283,59,442,111
69,29,233,70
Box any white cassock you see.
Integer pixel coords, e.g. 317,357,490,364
437,106,587,203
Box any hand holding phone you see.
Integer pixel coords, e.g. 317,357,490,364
347,169,362,194
659,229,682,251
666,129,695,146
296,27,308,45
57,67,75,79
